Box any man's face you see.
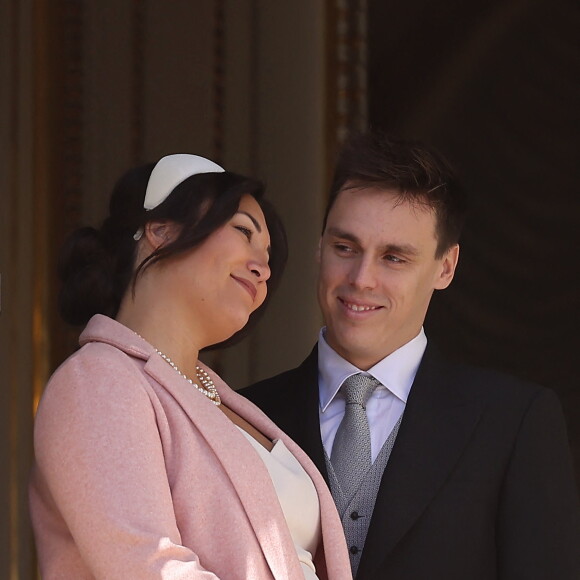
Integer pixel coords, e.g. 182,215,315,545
317,186,459,370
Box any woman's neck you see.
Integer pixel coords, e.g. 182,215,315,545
116,292,202,381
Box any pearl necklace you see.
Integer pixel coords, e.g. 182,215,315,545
155,349,221,406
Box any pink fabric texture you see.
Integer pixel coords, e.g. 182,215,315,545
30,315,351,580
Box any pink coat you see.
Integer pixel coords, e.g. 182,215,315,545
30,315,351,579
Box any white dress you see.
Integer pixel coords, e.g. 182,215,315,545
238,428,321,580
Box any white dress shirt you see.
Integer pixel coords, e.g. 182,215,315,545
318,328,427,463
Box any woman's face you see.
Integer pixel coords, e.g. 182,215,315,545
168,194,272,347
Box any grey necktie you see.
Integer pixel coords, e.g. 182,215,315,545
330,373,379,499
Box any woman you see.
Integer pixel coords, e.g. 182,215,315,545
29,154,351,579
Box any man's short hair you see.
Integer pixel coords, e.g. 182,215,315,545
323,132,468,257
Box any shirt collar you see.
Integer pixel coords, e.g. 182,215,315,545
318,328,427,412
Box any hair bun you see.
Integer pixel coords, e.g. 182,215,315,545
58,226,117,325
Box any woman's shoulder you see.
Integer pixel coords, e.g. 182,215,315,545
55,339,142,380
39,340,151,418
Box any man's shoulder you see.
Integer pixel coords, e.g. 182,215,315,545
241,345,318,404
240,346,319,430
244,363,305,391
421,344,552,407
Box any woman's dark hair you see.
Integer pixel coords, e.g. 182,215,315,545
58,161,288,348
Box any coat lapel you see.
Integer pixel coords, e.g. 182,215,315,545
222,382,352,580
82,316,305,579
240,346,327,478
144,356,305,580
357,346,485,579
240,346,352,578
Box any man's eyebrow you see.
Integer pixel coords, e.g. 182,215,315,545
326,227,360,244
238,210,262,233
326,226,419,256
383,243,419,257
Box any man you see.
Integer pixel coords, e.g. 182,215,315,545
242,132,580,579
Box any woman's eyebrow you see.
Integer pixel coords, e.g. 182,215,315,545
238,210,271,255
237,211,262,233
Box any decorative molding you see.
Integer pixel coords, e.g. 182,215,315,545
335,0,368,141
326,0,368,176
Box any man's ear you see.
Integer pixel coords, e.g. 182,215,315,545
434,244,460,290
143,221,179,250
316,237,322,263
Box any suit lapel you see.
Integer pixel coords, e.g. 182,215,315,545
357,346,484,579
286,347,329,479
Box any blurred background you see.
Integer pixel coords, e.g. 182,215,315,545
1,1,578,577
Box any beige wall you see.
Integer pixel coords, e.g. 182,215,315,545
64,0,329,385
219,1,328,384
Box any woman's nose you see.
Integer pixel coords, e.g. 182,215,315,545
249,258,271,281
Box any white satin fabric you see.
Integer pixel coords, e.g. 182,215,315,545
238,428,321,580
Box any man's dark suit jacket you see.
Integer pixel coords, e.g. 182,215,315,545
242,344,580,580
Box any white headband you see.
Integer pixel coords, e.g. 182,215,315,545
134,153,225,240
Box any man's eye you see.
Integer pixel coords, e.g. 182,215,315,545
235,225,253,240
384,255,403,263
334,243,354,253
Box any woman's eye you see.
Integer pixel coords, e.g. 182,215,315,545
235,225,253,240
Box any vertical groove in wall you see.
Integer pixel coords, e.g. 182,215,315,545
212,0,225,165
209,0,226,376
325,0,339,193
353,0,368,129
246,0,260,382
31,0,50,562
131,0,145,164
248,0,259,180
61,0,83,234
8,1,20,577
49,0,85,371
32,0,52,420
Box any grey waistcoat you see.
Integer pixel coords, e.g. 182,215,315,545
325,415,403,576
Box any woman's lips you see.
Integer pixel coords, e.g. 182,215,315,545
232,275,257,301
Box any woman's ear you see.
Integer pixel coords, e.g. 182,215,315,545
143,221,180,250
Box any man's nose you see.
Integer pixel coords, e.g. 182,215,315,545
348,257,377,290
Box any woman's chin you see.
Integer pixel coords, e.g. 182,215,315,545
206,314,251,346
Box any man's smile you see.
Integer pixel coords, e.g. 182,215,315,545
338,297,383,313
